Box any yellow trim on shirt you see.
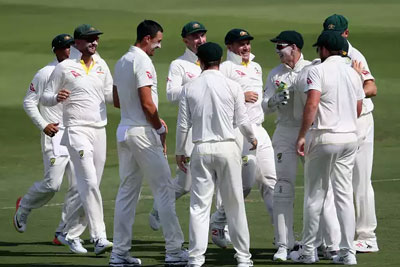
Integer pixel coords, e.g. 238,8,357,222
80,59,95,74
241,61,249,67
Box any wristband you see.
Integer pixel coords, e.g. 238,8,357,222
156,125,166,135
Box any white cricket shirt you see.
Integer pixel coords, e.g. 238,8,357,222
42,55,113,127
114,46,158,127
166,48,201,104
176,70,250,154
306,55,365,133
220,50,264,125
264,55,311,127
23,59,63,130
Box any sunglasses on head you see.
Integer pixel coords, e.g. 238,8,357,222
275,43,291,50
82,35,99,43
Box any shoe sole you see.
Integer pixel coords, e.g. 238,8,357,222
52,237,63,246
164,262,188,267
13,197,24,233
110,263,141,267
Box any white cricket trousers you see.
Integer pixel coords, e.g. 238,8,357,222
213,125,276,226
353,112,377,241
189,141,251,266
113,126,184,255
272,125,340,251
19,131,84,235
63,126,107,241
302,131,357,255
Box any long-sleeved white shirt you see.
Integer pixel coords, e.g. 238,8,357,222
306,55,365,133
176,70,254,154
23,59,63,131
263,55,311,127
220,50,264,125
166,48,201,104
41,54,113,127
346,41,375,115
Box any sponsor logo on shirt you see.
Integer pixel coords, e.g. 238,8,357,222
146,71,153,79
29,83,36,92
362,70,370,75
166,77,172,82
235,70,246,77
71,70,81,78
186,72,196,79
275,80,281,86
307,78,312,85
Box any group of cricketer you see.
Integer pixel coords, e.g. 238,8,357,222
14,13,378,267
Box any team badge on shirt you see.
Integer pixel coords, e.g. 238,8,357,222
79,150,84,158
254,67,262,75
29,83,36,92
50,158,56,166
242,155,249,166
277,153,283,163
146,71,153,79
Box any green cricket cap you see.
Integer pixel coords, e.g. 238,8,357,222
51,34,74,50
74,24,103,39
323,14,348,33
224,28,253,45
270,30,304,49
181,21,207,37
313,30,346,51
196,42,223,63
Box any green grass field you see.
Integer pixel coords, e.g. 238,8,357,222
1,0,399,266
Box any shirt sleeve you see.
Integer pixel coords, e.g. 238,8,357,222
176,86,192,155
41,64,65,106
166,61,185,104
134,57,154,89
232,81,250,126
351,69,366,100
102,62,114,104
262,72,277,113
23,72,48,130
305,66,321,92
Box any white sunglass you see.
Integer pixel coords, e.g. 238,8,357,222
275,43,291,50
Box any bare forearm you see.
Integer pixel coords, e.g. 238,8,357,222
363,80,377,98
142,102,162,129
298,92,319,138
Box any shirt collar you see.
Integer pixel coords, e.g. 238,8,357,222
130,45,152,60
183,48,199,64
323,55,343,63
283,53,305,72
347,40,354,58
226,50,255,66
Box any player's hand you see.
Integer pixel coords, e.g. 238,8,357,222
244,91,258,103
160,132,167,155
160,118,168,134
43,123,59,137
268,89,290,107
176,155,187,173
352,60,364,76
57,89,71,102
296,136,305,156
249,138,258,151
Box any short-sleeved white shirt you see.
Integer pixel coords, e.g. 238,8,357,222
23,59,63,130
220,50,264,125
306,55,365,133
177,69,249,149
264,55,311,127
43,55,113,127
347,41,374,115
114,46,158,127
166,48,201,104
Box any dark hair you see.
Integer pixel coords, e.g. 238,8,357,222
202,60,221,70
136,20,163,41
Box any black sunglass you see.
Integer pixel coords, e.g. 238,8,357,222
276,43,290,50
83,36,99,43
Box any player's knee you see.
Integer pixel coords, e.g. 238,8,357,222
274,180,295,200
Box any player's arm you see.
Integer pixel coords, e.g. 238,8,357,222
352,58,377,98
103,63,114,104
41,65,69,106
175,86,192,173
166,62,185,104
113,85,120,108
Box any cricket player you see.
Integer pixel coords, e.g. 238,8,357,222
294,31,365,265
210,28,277,248
263,31,340,261
14,33,88,253
41,24,113,255
110,20,187,267
323,14,379,253
176,41,256,267
148,21,207,231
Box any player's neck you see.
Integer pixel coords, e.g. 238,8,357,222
81,55,93,68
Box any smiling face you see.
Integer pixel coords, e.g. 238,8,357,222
183,31,207,53
54,46,71,62
275,42,295,64
228,39,251,63
75,35,99,56
146,31,163,56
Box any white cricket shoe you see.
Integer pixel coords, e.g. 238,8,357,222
237,260,253,267
273,246,288,261
290,247,319,264
211,227,228,249
354,239,379,253
165,249,189,266
109,252,142,267
149,209,161,231
95,238,113,255
332,250,357,265
57,233,87,254
13,197,29,233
